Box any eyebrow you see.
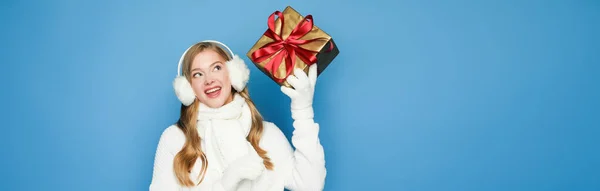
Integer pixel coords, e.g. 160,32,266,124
191,61,222,72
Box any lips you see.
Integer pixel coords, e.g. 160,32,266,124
204,86,222,98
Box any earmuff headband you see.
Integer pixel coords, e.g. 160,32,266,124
176,40,236,77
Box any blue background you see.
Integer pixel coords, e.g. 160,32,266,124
1,0,599,190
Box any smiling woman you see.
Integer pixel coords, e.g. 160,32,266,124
149,40,327,191
186,43,235,108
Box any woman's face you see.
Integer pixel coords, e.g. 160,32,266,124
189,49,233,108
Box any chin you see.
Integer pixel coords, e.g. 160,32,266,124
197,84,233,108
201,93,232,108
205,100,226,108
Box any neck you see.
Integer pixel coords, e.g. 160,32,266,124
197,93,246,121
223,92,234,106
196,92,253,137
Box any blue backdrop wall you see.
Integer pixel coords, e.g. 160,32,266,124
1,0,599,190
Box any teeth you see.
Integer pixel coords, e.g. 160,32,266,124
206,87,221,94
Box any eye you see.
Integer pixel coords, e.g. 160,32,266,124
192,72,203,78
214,65,222,71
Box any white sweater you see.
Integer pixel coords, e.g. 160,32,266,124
149,94,326,191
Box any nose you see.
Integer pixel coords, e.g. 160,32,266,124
204,73,215,85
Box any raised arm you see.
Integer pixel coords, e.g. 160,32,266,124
278,65,327,190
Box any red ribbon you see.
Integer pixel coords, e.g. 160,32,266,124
250,11,327,83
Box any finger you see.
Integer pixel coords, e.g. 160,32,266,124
250,150,263,162
243,162,263,178
243,161,262,172
250,162,265,173
248,151,265,165
286,74,302,89
247,170,262,180
294,68,309,83
242,160,262,171
280,86,297,97
252,164,265,175
308,64,317,86
253,168,264,177
246,143,261,158
241,167,261,180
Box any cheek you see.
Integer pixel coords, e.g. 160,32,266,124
216,71,231,86
218,72,232,94
190,79,205,95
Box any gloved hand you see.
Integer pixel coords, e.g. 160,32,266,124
280,64,318,121
220,149,265,191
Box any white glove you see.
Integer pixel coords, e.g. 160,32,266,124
220,150,265,191
280,64,317,121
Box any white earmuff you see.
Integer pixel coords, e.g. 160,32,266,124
173,40,250,106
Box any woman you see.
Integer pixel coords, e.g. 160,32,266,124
149,40,326,191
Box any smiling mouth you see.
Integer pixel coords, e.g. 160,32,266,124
205,87,222,98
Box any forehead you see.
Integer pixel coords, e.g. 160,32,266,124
191,50,227,69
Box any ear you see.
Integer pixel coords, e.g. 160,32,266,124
227,55,250,91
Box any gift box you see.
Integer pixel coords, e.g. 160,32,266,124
247,6,339,88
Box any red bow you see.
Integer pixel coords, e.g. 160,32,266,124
250,11,326,83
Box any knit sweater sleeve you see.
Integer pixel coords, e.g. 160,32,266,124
149,125,229,191
149,125,184,191
260,119,327,191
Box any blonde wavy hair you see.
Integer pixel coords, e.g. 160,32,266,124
174,42,273,186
